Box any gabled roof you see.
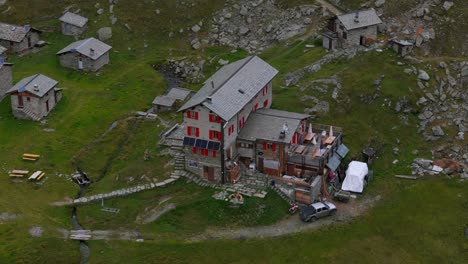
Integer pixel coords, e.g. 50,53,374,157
167,87,192,101
178,56,279,121
7,74,58,97
238,108,310,144
59,12,88,28
337,9,382,31
56,37,112,60
153,95,176,107
0,23,39,43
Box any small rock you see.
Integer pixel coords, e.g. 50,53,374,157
443,1,454,11
432,126,445,136
97,27,112,41
375,0,385,8
218,59,229,65
97,8,104,15
191,24,201,33
418,70,430,81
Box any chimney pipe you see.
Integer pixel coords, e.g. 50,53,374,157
34,84,39,91
90,48,95,56
354,11,360,23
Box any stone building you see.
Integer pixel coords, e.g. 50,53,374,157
0,23,41,54
59,12,88,36
6,74,62,121
0,59,13,102
389,39,414,56
322,9,382,50
0,45,6,59
56,37,112,72
153,87,193,112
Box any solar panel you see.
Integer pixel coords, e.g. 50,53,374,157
336,144,349,158
200,140,208,149
213,142,221,151
326,155,342,172
183,137,190,146
188,137,196,146
207,141,214,150
195,139,203,148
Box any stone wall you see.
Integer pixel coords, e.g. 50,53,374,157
10,89,61,119
59,52,109,72
61,23,87,36
0,64,12,101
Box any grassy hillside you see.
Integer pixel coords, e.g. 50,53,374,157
0,0,466,263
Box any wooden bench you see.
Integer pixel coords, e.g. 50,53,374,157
9,174,24,178
37,172,46,180
11,170,29,175
23,157,37,161
29,171,42,180
23,153,41,158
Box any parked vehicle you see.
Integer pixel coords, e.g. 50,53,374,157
300,201,337,222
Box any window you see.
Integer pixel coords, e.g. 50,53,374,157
253,103,258,111
187,126,200,137
27,97,31,102
342,31,347,39
209,113,221,123
238,142,253,149
212,150,217,158
262,86,268,96
186,110,199,120
263,99,269,108
228,124,235,136
239,116,246,129
209,130,221,141
188,160,198,168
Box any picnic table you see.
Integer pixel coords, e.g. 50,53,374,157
28,171,45,181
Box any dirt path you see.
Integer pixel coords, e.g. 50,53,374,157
189,195,380,241
316,0,343,15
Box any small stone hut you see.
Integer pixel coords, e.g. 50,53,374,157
0,23,41,53
6,74,62,121
56,37,112,72
59,12,88,36
389,39,414,56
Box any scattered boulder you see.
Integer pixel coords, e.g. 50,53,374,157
0,0,6,6
414,158,433,170
191,24,201,33
29,226,43,238
418,70,430,81
191,39,202,50
97,8,104,15
97,27,112,41
442,1,454,11
375,0,385,8
432,126,445,136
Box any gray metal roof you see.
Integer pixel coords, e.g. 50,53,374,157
0,23,35,43
7,74,58,97
59,12,88,28
56,37,112,60
337,9,382,31
167,87,192,101
179,56,279,121
152,95,176,107
238,108,309,143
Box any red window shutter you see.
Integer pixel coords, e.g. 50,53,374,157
186,111,191,118
263,142,267,150
209,114,212,122
212,151,217,158
195,112,199,120
217,132,221,141
264,99,268,107
272,143,276,152
187,126,192,136
195,128,200,137
209,130,213,139
192,147,197,154
217,116,221,123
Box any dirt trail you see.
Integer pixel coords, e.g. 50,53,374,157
316,0,343,16
189,195,380,241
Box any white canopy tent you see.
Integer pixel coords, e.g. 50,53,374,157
341,161,369,193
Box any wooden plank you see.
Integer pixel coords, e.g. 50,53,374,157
9,174,24,177
11,170,29,174
395,175,418,180
37,172,45,180
23,153,40,158
22,157,37,161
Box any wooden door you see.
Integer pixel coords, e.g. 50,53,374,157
258,157,264,172
18,95,24,107
28,36,32,48
328,39,332,50
360,36,365,46
203,166,215,182
45,100,49,112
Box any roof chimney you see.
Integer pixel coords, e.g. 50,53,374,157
207,96,212,103
354,11,360,23
90,48,95,56
33,84,39,91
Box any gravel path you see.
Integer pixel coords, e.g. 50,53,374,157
189,195,380,241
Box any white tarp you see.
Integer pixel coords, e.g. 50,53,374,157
341,161,369,193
